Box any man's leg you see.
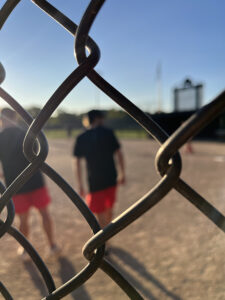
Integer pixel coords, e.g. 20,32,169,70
18,211,30,238
105,207,113,224
32,186,60,253
12,193,30,238
38,206,56,248
17,211,32,260
96,208,113,255
96,207,113,229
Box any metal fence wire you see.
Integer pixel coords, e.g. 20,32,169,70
1,0,225,299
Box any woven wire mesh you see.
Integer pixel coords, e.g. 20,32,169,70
0,0,225,299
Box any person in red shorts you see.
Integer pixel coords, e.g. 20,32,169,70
0,108,60,260
73,110,125,233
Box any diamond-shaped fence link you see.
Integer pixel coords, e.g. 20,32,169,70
0,0,225,299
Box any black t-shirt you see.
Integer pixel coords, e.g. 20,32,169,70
0,126,44,194
73,126,120,192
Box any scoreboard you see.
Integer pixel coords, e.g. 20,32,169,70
174,79,203,112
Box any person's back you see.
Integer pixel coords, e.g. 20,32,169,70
0,126,44,194
75,125,119,192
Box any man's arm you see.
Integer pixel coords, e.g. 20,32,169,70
74,157,85,198
115,148,126,185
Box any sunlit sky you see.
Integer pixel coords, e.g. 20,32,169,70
1,0,225,114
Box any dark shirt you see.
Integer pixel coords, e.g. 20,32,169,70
0,126,45,194
73,126,120,192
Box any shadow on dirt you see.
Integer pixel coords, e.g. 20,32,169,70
58,256,91,300
24,256,91,300
107,246,182,300
23,248,181,300
23,260,48,298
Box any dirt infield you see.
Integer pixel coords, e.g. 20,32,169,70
1,139,225,299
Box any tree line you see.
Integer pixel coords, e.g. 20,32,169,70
26,107,142,131
26,106,225,140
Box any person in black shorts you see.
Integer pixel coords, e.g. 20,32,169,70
0,108,60,260
73,110,125,230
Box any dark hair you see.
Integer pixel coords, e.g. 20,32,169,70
87,110,104,124
1,108,17,120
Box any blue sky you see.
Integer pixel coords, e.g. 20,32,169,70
1,0,225,114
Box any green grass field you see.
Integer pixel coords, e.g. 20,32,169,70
44,129,149,139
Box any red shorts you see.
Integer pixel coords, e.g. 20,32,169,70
12,186,51,214
86,185,117,214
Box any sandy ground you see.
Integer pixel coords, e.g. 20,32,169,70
1,139,225,300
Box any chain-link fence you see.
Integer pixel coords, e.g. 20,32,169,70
0,0,225,299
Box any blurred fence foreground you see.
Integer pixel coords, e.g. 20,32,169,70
1,0,225,299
